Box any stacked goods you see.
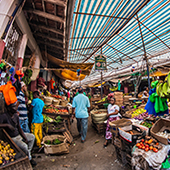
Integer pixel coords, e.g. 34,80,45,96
136,136,162,153
114,91,123,106
123,96,131,105
0,140,16,165
43,135,69,154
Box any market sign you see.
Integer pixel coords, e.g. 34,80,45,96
95,55,107,71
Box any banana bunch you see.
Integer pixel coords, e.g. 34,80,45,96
156,72,170,98
109,86,118,92
95,96,108,103
46,90,51,97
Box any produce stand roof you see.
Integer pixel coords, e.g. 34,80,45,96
68,0,170,73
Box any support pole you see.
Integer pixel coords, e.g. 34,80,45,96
137,15,150,90
101,71,103,99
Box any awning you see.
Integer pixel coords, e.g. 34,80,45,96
109,76,131,83
150,71,169,77
43,52,94,75
90,82,105,88
54,69,86,81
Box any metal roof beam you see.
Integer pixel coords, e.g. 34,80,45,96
35,33,64,44
73,12,129,20
25,9,65,23
37,40,65,51
69,46,100,51
41,48,64,56
105,43,138,63
29,23,64,36
134,17,170,50
43,0,66,7
69,35,111,40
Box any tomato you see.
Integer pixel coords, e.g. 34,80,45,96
153,148,158,153
145,148,149,152
149,146,153,150
145,141,148,144
136,143,140,147
140,142,143,145
145,144,149,148
142,146,145,150
141,139,144,143
156,143,159,145
138,145,142,149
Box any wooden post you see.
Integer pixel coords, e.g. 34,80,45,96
101,71,103,99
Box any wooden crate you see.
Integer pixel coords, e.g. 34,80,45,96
92,121,106,134
0,129,32,170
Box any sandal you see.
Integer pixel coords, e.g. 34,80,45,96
103,141,108,148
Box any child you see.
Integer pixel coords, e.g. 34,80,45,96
30,91,44,148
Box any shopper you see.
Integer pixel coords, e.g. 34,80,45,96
30,91,44,148
17,81,30,133
72,87,90,143
0,103,36,166
104,97,121,147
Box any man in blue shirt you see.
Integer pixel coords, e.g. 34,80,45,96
72,87,90,143
17,81,30,133
30,91,44,148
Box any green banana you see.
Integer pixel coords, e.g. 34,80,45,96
167,72,170,87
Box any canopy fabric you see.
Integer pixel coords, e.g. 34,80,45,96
44,52,94,75
90,82,105,88
150,71,169,77
109,76,131,83
54,69,86,81
68,0,170,74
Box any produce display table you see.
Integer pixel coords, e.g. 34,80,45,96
43,112,71,130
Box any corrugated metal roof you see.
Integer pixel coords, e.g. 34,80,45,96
68,0,170,72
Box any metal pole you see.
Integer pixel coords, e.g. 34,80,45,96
101,71,103,99
137,15,150,90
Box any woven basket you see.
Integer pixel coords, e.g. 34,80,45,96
44,97,53,105
43,135,69,154
60,100,68,106
52,99,60,106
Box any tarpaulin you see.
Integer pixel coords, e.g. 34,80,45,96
54,69,86,81
43,52,94,75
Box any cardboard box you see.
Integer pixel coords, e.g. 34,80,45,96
119,125,146,144
133,123,149,135
109,118,132,137
43,135,69,154
150,118,170,145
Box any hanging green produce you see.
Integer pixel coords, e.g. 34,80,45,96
22,69,33,85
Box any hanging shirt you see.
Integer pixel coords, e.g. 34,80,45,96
31,98,44,123
50,79,55,89
17,91,28,120
107,104,121,118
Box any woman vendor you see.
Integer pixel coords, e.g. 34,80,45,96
104,97,121,147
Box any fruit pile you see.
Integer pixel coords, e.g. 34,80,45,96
131,108,146,118
133,112,149,120
44,105,68,114
136,136,162,153
0,140,16,165
51,95,64,100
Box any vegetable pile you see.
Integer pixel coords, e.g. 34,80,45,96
51,95,64,100
133,112,149,120
140,121,154,128
136,136,162,153
45,139,62,145
0,140,16,165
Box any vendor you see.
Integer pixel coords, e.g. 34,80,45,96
0,103,36,166
104,97,121,147
142,87,149,98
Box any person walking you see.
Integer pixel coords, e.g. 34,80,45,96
72,87,90,143
30,91,45,148
0,103,36,166
17,81,30,133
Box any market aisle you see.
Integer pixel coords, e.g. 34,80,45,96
33,118,129,170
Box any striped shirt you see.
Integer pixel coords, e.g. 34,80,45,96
17,91,28,120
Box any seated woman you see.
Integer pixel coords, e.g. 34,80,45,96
104,97,121,147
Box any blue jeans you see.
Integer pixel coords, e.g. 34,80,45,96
19,118,30,133
76,118,88,141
